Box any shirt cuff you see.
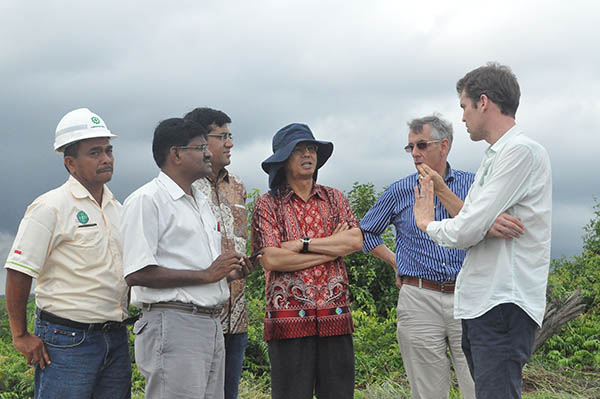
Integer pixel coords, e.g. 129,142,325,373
5,260,40,279
362,232,384,253
123,255,159,277
426,220,452,248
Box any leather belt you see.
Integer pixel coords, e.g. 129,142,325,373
37,309,136,332
143,302,223,317
401,276,455,293
266,306,350,319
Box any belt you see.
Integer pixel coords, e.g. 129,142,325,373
266,306,350,319
143,302,223,317
401,276,455,293
37,309,137,332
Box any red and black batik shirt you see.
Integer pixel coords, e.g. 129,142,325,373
251,183,358,341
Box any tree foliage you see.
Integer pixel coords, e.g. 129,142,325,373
538,199,600,369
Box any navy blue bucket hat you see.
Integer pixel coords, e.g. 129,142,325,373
261,123,333,191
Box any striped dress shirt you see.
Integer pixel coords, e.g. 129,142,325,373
360,165,475,282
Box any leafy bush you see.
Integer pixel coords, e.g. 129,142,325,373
243,269,270,376
353,308,403,386
345,183,398,317
536,200,600,369
2,190,600,398
0,301,34,399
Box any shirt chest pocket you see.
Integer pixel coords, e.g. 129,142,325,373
71,224,104,248
210,230,222,254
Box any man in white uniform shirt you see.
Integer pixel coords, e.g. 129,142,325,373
121,118,253,399
414,63,552,399
4,108,131,399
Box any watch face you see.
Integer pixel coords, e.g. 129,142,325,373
301,237,310,253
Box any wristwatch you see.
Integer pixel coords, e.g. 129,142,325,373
300,237,311,253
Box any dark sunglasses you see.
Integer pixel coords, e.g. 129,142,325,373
404,140,442,153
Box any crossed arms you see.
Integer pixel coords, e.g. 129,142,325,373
258,222,363,272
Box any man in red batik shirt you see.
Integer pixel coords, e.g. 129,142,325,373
251,123,363,399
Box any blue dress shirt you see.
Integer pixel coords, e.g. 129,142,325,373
360,165,475,282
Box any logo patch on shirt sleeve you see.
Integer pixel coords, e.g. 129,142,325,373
76,210,89,224
14,249,22,255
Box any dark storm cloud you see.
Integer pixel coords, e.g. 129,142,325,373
1,1,599,294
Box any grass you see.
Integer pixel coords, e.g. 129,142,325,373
230,360,600,399
522,359,600,399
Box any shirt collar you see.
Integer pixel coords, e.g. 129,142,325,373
445,162,456,183
157,171,186,201
67,175,115,205
207,168,230,185
279,182,326,203
158,171,209,203
486,124,521,157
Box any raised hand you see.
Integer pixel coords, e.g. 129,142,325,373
413,175,435,232
417,163,445,193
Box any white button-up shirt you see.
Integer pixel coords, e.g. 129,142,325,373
426,126,552,326
5,176,128,323
121,171,228,307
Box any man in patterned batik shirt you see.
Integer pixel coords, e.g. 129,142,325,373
251,123,363,399
185,107,248,399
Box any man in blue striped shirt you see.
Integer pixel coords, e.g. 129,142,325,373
361,114,523,399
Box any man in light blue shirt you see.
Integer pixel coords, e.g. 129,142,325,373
415,63,552,399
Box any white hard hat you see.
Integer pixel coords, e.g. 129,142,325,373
54,108,117,152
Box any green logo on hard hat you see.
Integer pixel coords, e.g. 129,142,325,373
91,116,100,124
76,211,89,224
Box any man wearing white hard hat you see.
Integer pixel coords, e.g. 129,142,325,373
4,108,133,399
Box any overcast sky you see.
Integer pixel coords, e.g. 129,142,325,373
1,1,599,294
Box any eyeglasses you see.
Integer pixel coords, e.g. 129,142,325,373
292,144,318,155
176,144,209,152
404,140,442,153
207,132,233,141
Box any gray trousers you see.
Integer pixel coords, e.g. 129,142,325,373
133,309,225,399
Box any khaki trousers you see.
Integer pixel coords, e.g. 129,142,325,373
396,284,475,399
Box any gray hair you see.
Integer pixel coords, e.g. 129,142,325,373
407,113,453,150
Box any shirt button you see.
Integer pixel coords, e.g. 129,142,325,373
442,263,446,266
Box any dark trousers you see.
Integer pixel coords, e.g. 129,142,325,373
462,303,538,399
224,332,248,399
268,334,355,399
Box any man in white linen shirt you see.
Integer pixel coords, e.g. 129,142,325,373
121,118,254,399
414,62,552,399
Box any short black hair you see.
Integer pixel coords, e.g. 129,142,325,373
183,107,231,132
63,141,81,158
152,118,207,168
456,62,521,118
62,141,81,173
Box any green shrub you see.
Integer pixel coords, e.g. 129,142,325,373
353,308,403,386
345,183,398,317
243,269,270,376
2,193,600,398
536,200,600,370
0,301,34,399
